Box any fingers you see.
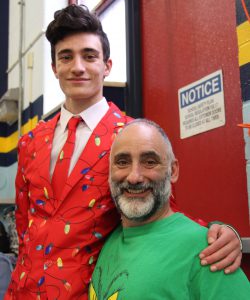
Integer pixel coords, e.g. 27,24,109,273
200,231,240,258
201,246,242,272
200,224,235,258
206,224,221,245
224,252,242,274
199,224,242,272
200,240,236,266
209,251,242,274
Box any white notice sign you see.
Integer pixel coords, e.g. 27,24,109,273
178,70,225,139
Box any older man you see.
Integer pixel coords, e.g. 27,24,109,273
89,119,250,300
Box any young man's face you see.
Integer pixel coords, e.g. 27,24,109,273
52,32,112,112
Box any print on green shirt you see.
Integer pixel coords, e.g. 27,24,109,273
89,266,129,300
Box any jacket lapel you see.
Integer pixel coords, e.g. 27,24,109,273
57,102,128,205
34,113,60,213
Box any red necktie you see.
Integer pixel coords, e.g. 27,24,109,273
52,117,81,201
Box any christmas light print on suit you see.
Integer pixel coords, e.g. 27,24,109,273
6,102,132,299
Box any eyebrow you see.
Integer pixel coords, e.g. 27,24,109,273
140,151,161,161
57,48,100,56
57,49,72,56
113,152,131,161
113,151,161,161
83,48,100,55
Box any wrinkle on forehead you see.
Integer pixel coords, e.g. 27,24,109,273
110,123,168,162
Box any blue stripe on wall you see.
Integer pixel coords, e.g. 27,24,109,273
0,95,43,137
240,63,250,102
0,96,43,167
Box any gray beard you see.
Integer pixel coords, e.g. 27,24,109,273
109,172,172,222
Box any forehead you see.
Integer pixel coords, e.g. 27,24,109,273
55,32,103,54
111,124,167,159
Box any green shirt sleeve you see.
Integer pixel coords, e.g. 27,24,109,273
190,260,250,299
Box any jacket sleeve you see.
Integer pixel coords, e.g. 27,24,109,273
15,135,30,255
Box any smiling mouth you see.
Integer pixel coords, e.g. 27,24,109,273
123,188,151,198
68,78,90,82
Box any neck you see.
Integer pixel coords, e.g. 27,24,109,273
64,97,103,114
121,203,174,228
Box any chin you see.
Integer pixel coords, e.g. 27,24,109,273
68,94,91,102
117,195,155,221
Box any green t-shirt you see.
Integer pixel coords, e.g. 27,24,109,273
89,213,250,300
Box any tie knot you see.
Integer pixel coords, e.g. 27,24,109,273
67,117,81,131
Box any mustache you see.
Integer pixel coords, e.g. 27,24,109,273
115,181,153,192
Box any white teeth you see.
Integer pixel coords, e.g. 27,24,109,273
127,189,145,194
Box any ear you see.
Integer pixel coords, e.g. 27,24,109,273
104,58,112,77
52,63,59,79
170,160,179,183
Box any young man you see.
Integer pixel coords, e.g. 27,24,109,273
89,119,250,299
5,4,242,300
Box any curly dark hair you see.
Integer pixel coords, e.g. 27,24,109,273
46,4,110,64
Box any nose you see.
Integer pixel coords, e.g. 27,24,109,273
71,56,86,74
126,163,144,184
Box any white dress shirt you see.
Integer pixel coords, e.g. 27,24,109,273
50,98,109,178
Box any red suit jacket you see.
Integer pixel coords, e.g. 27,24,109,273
6,103,133,300
5,102,207,300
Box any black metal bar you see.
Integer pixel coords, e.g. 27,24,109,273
125,0,143,117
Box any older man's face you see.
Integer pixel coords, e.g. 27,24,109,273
109,123,177,224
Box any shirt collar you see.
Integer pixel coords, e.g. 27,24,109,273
59,98,109,132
